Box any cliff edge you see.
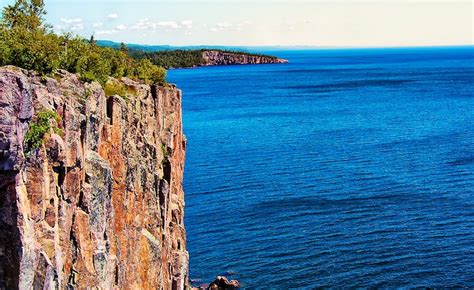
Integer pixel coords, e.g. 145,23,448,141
201,50,288,66
0,66,188,289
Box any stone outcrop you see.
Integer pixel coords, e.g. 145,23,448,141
0,66,188,289
208,276,240,290
201,50,287,66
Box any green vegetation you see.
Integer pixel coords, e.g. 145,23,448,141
103,79,139,101
82,88,93,100
128,49,278,68
160,144,170,165
24,109,62,151
104,81,128,97
0,0,166,85
130,49,205,68
0,0,279,84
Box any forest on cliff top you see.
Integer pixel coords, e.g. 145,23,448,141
0,0,166,85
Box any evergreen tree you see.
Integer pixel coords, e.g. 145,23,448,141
120,42,128,53
89,34,97,45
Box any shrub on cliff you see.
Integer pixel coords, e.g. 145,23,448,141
24,109,62,152
134,58,167,85
0,0,166,85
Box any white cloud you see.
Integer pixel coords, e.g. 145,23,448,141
107,13,118,20
217,22,232,28
116,24,127,30
181,20,193,29
71,23,84,31
208,20,253,33
56,17,84,32
92,22,103,28
210,22,235,32
131,18,155,30
130,19,193,32
60,17,82,24
235,20,253,31
158,21,180,29
54,24,66,31
96,29,118,35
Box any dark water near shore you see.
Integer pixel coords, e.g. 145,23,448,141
167,47,474,288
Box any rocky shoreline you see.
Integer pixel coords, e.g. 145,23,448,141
192,276,240,290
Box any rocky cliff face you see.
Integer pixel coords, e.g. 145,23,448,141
202,50,287,66
0,66,188,289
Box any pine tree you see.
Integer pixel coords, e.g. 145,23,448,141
89,34,97,45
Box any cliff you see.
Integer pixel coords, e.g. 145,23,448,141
201,50,288,66
0,66,188,289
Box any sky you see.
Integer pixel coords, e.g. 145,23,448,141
1,0,473,47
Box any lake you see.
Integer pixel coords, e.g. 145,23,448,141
167,46,474,288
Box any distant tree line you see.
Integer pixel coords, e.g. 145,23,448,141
0,0,166,85
129,49,205,68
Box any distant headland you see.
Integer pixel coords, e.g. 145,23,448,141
97,40,288,68
200,50,288,67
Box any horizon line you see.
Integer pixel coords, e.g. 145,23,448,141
99,40,474,50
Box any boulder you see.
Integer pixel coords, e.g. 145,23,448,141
208,276,240,289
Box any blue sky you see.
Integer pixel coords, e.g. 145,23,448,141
1,0,473,46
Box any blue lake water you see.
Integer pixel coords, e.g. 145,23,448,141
167,47,474,288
